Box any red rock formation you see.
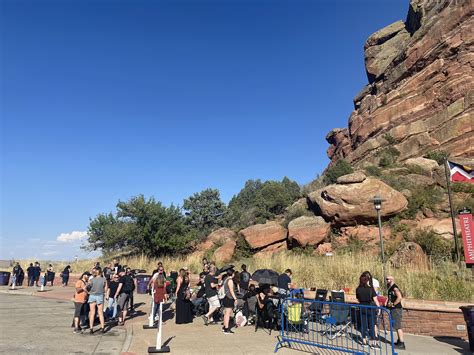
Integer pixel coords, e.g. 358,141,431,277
327,0,473,167
240,221,287,249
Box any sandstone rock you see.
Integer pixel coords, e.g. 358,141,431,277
288,216,330,247
403,174,436,186
308,178,408,226
336,171,366,184
240,221,287,249
389,242,428,270
254,241,287,257
401,189,412,199
326,0,473,168
197,228,237,251
416,217,461,239
315,242,333,255
340,225,392,245
213,240,236,264
405,157,439,176
286,198,309,214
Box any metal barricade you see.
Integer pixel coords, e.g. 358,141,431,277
275,297,398,355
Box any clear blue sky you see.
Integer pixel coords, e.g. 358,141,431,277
1,0,408,260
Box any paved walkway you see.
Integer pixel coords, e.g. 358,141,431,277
0,286,471,354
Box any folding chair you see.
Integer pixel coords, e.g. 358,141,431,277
285,300,309,334
309,289,328,322
322,292,351,340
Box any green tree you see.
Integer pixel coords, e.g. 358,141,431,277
86,195,192,255
183,188,228,239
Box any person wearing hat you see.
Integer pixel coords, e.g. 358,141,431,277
73,272,90,334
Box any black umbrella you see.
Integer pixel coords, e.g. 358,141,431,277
251,269,279,286
217,264,235,275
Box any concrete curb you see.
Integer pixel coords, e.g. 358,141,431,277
120,323,134,354
0,289,33,296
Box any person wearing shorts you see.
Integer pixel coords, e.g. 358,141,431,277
386,276,405,350
222,269,238,335
203,265,220,325
73,272,90,334
87,268,107,334
115,269,134,326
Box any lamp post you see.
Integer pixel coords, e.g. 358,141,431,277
371,195,387,294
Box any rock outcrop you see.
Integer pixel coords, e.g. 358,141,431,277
389,242,428,270
240,221,287,249
288,216,330,247
326,0,474,167
404,157,439,176
213,240,236,264
308,176,408,226
197,228,237,251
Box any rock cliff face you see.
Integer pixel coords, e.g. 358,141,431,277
327,0,473,167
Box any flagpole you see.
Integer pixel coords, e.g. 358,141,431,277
444,158,461,263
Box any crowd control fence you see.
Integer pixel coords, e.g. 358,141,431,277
275,297,398,355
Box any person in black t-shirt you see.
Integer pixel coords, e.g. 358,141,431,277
202,265,220,325
386,276,405,350
27,263,35,287
106,273,120,320
277,269,292,292
114,269,135,325
356,274,380,348
192,266,209,312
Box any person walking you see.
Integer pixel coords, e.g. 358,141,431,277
239,264,251,293
386,276,405,350
356,273,380,349
61,265,71,286
152,273,168,323
87,268,107,334
222,269,238,334
202,265,220,325
27,263,34,286
115,268,135,326
73,272,90,334
175,268,193,324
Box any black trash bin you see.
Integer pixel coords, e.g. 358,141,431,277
459,305,474,352
0,272,11,286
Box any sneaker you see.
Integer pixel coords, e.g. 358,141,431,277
223,329,234,335
202,315,208,326
100,328,106,334
395,342,406,350
73,328,81,334
370,343,380,349
89,329,94,335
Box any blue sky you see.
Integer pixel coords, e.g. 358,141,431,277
1,0,408,260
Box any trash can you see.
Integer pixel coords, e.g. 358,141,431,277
459,305,474,352
136,274,151,294
0,272,11,286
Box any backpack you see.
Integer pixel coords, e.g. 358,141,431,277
123,275,135,293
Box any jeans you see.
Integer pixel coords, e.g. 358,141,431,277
107,297,117,319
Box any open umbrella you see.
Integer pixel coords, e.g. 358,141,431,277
217,264,235,276
251,269,279,286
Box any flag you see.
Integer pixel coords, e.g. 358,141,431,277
448,161,474,183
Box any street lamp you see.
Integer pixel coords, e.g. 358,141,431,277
371,195,387,294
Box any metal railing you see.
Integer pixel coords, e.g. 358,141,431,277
275,297,398,355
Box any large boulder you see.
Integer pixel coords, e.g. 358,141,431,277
213,240,236,264
336,171,367,184
404,157,439,176
389,242,428,270
288,216,330,247
308,177,408,226
240,221,287,249
314,242,333,255
254,241,287,257
197,228,237,251
416,217,461,239
339,225,392,245
286,198,309,214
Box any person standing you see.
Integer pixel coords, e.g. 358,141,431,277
112,259,121,274
61,265,71,286
277,269,292,292
222,269,238,334
386,276,405,350
239,264,251,293
115,268,134,326
175,268,193,324
73,272,90,334
27,263,34,287
17,264,25,286
103,263,112,282
47,264,55,286
203,265,220,325
33,262,41,287
11,263,21,287
87,268,107,334
106,273,120,320
356,274,380,349
152,273,168,322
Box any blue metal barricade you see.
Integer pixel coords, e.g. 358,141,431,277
275,297,398,355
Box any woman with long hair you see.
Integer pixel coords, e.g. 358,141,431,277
87,268,108,334
356,273,380,348
222,269,238,334
153,273,168,323
175,268,193,324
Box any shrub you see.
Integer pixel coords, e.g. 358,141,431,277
378,147,400,167
425,150,448,165
405,164,424,175
413,228,453,263
323,160,354,185
364,165,382,177
451,182,474,194
383,133,396,145
401,185,444,219
233,235,253,260
283,207,314,228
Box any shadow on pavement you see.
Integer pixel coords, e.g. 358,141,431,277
433,336,471,354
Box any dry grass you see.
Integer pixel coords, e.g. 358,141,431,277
8,252,473,303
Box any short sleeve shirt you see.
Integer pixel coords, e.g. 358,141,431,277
356,286,376,305
74,280,88,303
204,274,218,298
277,273,291,290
